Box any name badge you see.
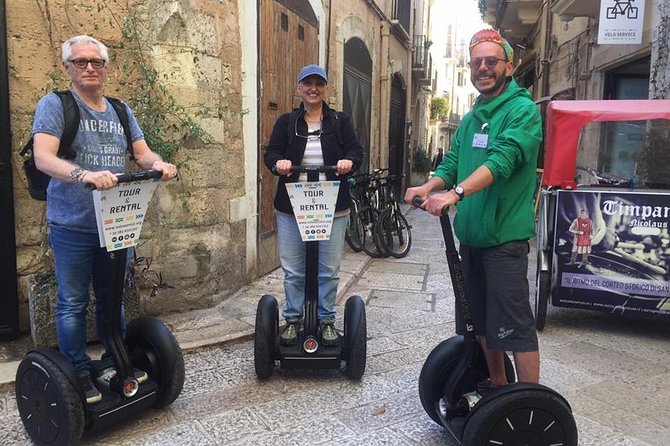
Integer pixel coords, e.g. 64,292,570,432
472,133,488,149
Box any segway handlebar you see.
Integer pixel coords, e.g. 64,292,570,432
272,165,339,174
115,169,163,183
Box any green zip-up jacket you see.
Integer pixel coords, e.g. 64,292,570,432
434,78,542,248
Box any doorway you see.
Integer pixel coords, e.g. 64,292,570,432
388,74,406,196
257,0,319,275
343,38,372,173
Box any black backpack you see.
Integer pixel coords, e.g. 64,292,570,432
20,91,134,200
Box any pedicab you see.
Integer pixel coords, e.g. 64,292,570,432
535,99,670,330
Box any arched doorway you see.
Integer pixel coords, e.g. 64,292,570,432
343,38,372,173
388,74,406,196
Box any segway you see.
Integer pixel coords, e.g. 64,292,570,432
16,170,185,445
413,198,578,445
255,165,366,380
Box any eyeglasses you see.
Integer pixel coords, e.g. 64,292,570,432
468,57,507,69
294,118,322,141
68,58,107,69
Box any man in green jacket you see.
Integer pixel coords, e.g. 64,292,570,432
405,29,543,387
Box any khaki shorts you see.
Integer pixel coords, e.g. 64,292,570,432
455,240,539,352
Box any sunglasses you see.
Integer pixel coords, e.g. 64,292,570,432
469,57,507,69
68,58,106,69
294,118,322,141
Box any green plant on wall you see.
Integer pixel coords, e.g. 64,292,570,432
478,0,487,19
430,96,449,120
413,147,432,173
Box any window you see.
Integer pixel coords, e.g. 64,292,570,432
281,13,288,31
298,24,304,41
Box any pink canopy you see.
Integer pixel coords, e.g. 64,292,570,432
543,100,670,187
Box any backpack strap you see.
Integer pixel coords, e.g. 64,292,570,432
55,91,80,160
106,96,135,159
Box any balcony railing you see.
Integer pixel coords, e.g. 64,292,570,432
412,35,432,86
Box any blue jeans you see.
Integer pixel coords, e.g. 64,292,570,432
276,213,348,323
49,225,128,377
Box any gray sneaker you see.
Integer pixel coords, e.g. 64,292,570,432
280,319,300,345
80,375,102,404
320,321,339,346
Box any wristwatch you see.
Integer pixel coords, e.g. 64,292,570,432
452,185,465,201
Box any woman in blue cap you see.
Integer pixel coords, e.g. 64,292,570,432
264,64,363,347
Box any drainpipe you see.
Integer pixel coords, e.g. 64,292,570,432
541,0,553,98
0,0,19,339
378,22,390,168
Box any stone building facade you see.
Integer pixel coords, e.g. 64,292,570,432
0,0,430,337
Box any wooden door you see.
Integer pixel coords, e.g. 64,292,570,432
258,0,319,275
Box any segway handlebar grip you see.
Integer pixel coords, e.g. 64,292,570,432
411,196,450,216
86,170,163,190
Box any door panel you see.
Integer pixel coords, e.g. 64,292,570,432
258,0,318,275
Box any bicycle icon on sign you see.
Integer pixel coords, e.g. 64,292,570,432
606,0,639,19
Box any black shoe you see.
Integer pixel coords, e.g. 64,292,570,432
80,375,102,404
98,367,149,385
320,321,339,346
280,319,300,345
476,378,501,397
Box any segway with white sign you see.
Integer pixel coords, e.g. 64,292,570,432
254,165,366,380
16,170,184,445
413,197,577,445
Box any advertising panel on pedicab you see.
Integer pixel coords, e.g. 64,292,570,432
93,177,160,252
552,189,670,320
286,181,340,241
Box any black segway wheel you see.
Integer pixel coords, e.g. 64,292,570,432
343,295,367,380
462,385,578,446
418,337,516,426
534,269,550,331
15,351,85,445
126,317,185,409
254,294,279,379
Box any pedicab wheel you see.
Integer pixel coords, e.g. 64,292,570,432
418,337,516,426
15,351,85,446
461,385,578,446
534,261,550,331
126,317,185,409
343,295,367,380
254,294,279,379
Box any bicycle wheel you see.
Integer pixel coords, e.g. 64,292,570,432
374,207,412,258
355,206,383,258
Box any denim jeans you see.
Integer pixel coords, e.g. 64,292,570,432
276,213,348,323
49,225,128,377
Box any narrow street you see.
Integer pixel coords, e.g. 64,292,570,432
2,206,669,445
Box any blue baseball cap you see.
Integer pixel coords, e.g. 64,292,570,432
297,64,328,83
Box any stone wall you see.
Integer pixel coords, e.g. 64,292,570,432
8,0,249,331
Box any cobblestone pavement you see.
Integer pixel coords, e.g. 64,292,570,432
2,207,670,445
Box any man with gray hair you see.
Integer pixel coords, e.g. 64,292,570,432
32,35,179,404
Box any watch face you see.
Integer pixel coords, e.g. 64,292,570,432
455,186,464,195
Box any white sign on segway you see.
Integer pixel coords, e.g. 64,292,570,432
286,181,340,241
93,178,160,251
